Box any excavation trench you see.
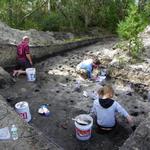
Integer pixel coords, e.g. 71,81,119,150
1,39,150,150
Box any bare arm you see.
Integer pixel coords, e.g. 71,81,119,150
26,53,33,65
115,102,133,125
126,115,133,125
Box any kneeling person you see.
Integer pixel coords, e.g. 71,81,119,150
13,36,33,77
76,58,100,80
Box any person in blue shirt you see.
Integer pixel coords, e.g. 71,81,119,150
76,58,100,80
90,85,133,133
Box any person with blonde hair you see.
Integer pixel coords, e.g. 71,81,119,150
13,36,33,77
90,85,133,132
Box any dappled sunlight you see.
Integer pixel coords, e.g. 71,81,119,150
114,82,133,94
48,69,69,76
101,48,118,58
48,64,77,77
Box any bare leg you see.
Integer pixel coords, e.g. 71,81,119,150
13,70,19,77
17,70,26,77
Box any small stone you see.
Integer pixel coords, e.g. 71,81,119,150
21,88,27,93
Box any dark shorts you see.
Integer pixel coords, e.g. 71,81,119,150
16,60,32,70
95,123,116,134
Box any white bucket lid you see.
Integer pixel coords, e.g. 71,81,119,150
15,101,28,109
75,114,93,125
26,68,36,72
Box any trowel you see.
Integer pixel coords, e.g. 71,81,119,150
72,118,89,125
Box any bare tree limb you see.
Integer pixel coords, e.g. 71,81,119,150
20,0,48,24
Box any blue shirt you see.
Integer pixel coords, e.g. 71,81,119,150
77,59,93,78
91,99,129,127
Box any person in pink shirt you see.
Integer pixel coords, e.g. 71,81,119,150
13,36,33,77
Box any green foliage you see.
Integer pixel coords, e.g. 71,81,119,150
0,0,146,34
94,0,134,32
117,4,148,59
129,36,144,59
40,13,63,31
117,56,128,68
56,0,89,32
114,41,129,51
23,19,40,30
117,4,147,39
99,1,121,32
143,1,150,21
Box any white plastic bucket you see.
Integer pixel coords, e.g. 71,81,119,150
75,114,93,141
15,101,31,122
26,68,36,81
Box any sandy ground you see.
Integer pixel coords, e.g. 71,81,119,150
1,38,150,150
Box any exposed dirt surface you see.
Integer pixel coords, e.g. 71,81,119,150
1,38,150,150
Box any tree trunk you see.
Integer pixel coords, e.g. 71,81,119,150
138,0,147,11
48,0,51,12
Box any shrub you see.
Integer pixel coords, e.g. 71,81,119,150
144,1,150,22
40,12,63,31
117,5,147,39
129,36,144,59
117,4,148,59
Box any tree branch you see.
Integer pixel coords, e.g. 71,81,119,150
20,0,48,24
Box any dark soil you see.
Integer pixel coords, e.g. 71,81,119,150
1,39,150,150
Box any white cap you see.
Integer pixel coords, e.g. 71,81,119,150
22,36,29,40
